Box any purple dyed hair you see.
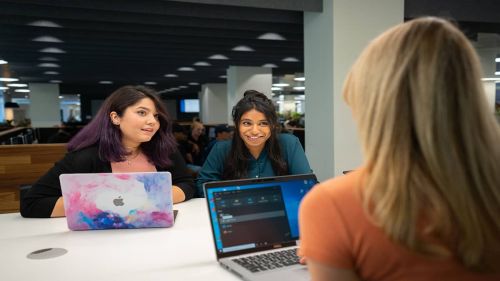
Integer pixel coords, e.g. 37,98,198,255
67,85,177,168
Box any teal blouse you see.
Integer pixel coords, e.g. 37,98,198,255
196,133,312,196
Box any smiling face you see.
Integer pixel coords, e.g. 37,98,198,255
110,97,160,149
239,109,271,157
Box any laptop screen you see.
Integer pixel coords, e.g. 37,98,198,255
204,174,317,258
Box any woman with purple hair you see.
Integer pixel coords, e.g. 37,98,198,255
21,85,195,218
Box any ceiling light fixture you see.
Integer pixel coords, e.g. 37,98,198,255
44,71,59,75
208,54,229,60
27,20,62,28
272,83,289,87
0,86,8,90
98,81,113,84
219,75,227,79
188,82,199,85
271,87,283,91
495,58,500,62
495,71,500,75
262,63,278,68
7,83,28,87
232,45,254,52
32,36,64,43
179,86,188,89
15,89,30,93
193,61,211,66
144,81,157,85
282,57,300,62
0,78,19,82
293,86,306,91
0,59,7,64
39,47,66,53
178,67,195,71
294,77,305,82
164,74,178,78
39,56,59,61
49,80,62,83
257,33,286,40
38,63,60,68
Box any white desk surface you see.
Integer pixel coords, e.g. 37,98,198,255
0,198,239,281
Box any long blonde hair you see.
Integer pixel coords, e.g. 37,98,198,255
344,17,500,271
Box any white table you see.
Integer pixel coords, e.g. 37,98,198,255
0,199,239,281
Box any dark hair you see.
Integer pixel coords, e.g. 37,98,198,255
67,85,177,168
223,90,287,179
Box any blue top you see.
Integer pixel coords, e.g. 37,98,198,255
196,133,312,197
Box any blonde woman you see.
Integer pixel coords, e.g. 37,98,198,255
299,17,500,281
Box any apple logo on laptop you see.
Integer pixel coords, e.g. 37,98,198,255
113,196,124,206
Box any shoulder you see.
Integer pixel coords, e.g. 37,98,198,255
277,133,300,148
211,139,232,153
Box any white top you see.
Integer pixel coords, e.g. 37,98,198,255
0,199,238,281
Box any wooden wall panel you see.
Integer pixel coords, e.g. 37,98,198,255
0,144,67,214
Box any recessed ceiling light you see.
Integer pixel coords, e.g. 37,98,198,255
170,87,180,91
144,81,157,85
44,71,59,75
178,67,195,71
293,86,305,91
257,33,286,40
282,57,299,62
219,75,227,79
32,36,63,43
495,58,500,62
188,82,200,85
99,81,113,84
39,47,66,53
272,83,289,87
495,71,500,75
49,80,62,83
0,59,7,64
39,56,59,61
0,86,8,90
15,89,30,93
294,77,305,82
262,63,278,68
271,87,283,91
7,83,28,87
27,20,62,28
208,54,229,60
232,45,254,52
164,74,178,78
0,78,19,82
38,63,60,68
179,86,188,89
193,61,211,66
59,96,64,99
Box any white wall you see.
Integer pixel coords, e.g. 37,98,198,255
200,83,227,124
28,83,61,127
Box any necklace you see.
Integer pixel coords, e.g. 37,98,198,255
125,151,140,166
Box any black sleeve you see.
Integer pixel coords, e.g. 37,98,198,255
167,148,196,201
20,147,102,218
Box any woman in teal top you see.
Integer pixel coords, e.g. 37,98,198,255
196,90,312,196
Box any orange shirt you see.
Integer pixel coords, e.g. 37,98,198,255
298,169,499,281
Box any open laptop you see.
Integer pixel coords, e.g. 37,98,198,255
204,174,318,281
59,172,174,230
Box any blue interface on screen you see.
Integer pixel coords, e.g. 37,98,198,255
180,99,199,113
206,178,317,253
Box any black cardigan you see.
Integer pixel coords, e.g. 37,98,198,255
20,145,195,218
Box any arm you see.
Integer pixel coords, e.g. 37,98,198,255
307,259,360,281
168,149,196,202
196,141,228,197
281,134,312,174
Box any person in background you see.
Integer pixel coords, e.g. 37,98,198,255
202,124,233,161
21,85,195,218
196,90,312,197
188,120,207,166
172,122,194,165
299,17,500,281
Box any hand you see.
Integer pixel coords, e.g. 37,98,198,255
299,256,307,265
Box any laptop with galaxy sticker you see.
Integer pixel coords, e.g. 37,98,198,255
59,172,174,230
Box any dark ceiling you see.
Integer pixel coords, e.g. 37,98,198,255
0,0,499,100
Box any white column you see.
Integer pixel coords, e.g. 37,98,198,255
304,0,404,181
200,83,228,124
477,47,498,113
28,83,61,127
226,66,272,125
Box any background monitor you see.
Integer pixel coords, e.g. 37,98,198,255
180,99,200,113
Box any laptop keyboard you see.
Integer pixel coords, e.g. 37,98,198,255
232,248,300,272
